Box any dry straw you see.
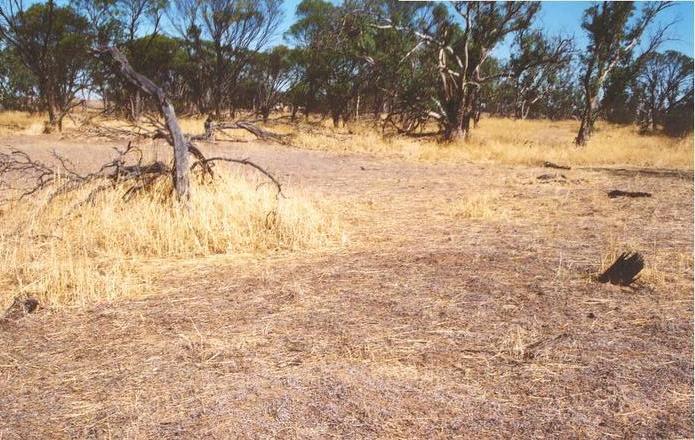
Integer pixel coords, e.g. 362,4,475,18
0,173,341,307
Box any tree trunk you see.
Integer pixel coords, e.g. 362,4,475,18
443,88,476,141
129,90,142,121
473,95,482,128
43,84,59,133
575,111,591,146
521,102,530,120
575,87,596,146
98,46,190,202
355,94,360,121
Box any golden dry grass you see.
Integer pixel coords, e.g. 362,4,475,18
447,190,508,220
0,111,46,135
0,110,82,135
4,111,690,169
0,173,341,308
280,117,693,169
0,126,691,437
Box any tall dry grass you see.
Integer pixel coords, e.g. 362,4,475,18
3,111,689,169
0,111,48,135
283,117,693,170
0,173,341,308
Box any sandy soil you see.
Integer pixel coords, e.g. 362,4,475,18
0,134,693,438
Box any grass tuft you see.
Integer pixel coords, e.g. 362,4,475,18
0,173,341,307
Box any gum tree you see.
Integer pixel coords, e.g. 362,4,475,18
574,1,672,145
0,0,93,131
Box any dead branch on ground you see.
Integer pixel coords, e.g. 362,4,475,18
1,47,285,210
0,142,169,206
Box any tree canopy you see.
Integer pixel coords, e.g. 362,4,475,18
0,0,690,139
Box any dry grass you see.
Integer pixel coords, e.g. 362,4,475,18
447,190,508,220
0,173,341,308
0,111,83,135
3,111,690,169
0,111,47,135
280,117,693,169
598,238,694,290
0,111,691,438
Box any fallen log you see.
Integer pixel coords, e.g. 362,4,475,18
607,190,652,198
543,161,571,170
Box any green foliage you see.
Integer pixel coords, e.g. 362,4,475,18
575,2,672,143
664,93,693,137
0,47,37,110
0,0,687,140
100,34,190,115
0,1,94,126
287,0,369,123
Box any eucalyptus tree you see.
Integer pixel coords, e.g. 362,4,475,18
0,0,93,131
635,50,693,132
506,29,573,119
574,1,672,145
168,0,282,117
0,45,36,110
287,0,375,125
251,45,295,122
375,2,541,140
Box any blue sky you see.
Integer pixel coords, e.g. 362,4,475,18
277,1,694,58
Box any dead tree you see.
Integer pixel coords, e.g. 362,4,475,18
92,46,289,203
376,3,541,141
95,46,191,201
0,143,170,207
197,120,291,145
0,48,285,210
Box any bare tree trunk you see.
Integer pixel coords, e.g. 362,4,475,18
575,109,591,146
44,87,59,133
473,95,482,128
575,83,596,146
97,46,190,202
521,101,531,120
443,88,476,141
355,94,360,121
133,90,142,121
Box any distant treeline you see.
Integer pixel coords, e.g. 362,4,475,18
0,0,692,139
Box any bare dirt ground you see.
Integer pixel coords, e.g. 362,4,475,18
1,134,693,439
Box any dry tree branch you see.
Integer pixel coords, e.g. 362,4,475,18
1,47,286,211
94,45,191,201
191,157,283,199
0,142,171,210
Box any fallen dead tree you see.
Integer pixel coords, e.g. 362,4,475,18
0,143,171,207
0,47,283,210
94,46,192,201
192,115,291,145
607,189,652,199
543,161,571,170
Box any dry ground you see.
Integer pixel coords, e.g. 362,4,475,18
0,128,693,438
